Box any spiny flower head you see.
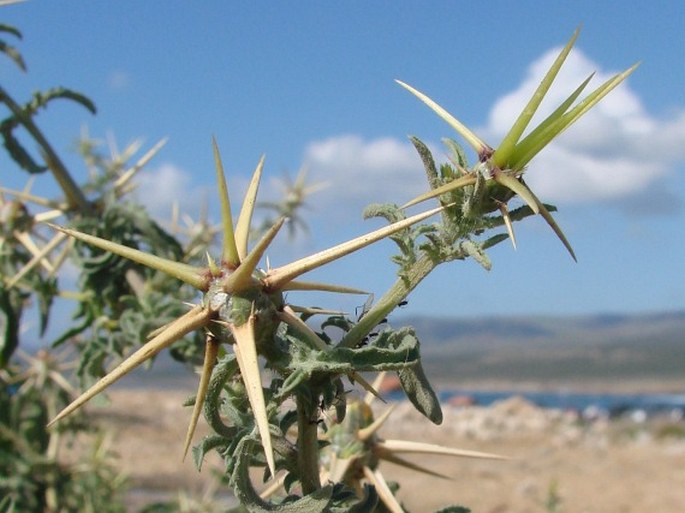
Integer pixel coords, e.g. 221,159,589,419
320,375,504,512
398,27,639,260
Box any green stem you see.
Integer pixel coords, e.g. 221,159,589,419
45,391,60,512
296,391,321,494
339,254,439,348
0,85,90,212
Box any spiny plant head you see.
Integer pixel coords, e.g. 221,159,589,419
398,27,639,260
317,378,504,512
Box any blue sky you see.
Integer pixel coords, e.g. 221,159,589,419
2,1,685,322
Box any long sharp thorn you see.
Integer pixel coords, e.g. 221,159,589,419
396,79,491,156
223,217,285,293
229,308,276,477
351,374,384,402
357,405,396,441
379,439,507,460
493,26,581,168
539,202,577,261
328,455,354,484
259,473,288,500
493,173,539,214
8,231,63,285
182,334,220,460
510,73,595,169
0,186,64,209
514,62,640,169
375,448,451,479
206,252,220,276
523,186,576,261
364,372,387,405
212,137,241,268
498,203,517,250
48,306,210,426
235,155,265,261
114,138,168,197
33,209,64,223
277,306,328,350
280,280,367,295
48,237,73,278
401,174,476,209
264,205,446,290
287,305,346,316
48,224,208,290
558,62,640,131
363,467,404,513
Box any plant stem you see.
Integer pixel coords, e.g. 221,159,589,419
339,253,439,348
296,391,321,494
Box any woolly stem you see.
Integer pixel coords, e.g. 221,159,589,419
296,391,321,494
339,253,438,348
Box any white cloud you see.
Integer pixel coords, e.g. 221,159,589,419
298,48,685,221
107,70,131,91
483,47,685,205
302,134,430,221
135,163,209,220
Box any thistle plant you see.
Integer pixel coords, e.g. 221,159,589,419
47,139,446,480
307,373,505,513
0,349,126,512
3,19,637,512
2,20,197,511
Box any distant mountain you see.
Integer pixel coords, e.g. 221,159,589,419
120,310,685,391
393,311,685,385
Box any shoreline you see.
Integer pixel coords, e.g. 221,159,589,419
116,370,685,396
431,377,685,395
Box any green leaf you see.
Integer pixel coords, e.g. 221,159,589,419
442,137,469,170
398,358,443,425
409,136,440,191
0,287,21,368
191,434,228,471
288,327,421,378
0,494,15,513
329,484,379,513
0,24,25,71
230,436,333,512
460,239,492,270
0,40,26,71
29,87,96,115
203,354,241,437
481,232,510,250
0,24,22,40
0,123,46,173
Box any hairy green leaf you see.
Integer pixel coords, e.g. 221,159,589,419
230,437,333,513
398,357,443,425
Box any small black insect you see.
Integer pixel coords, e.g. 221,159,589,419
355,293,374,321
